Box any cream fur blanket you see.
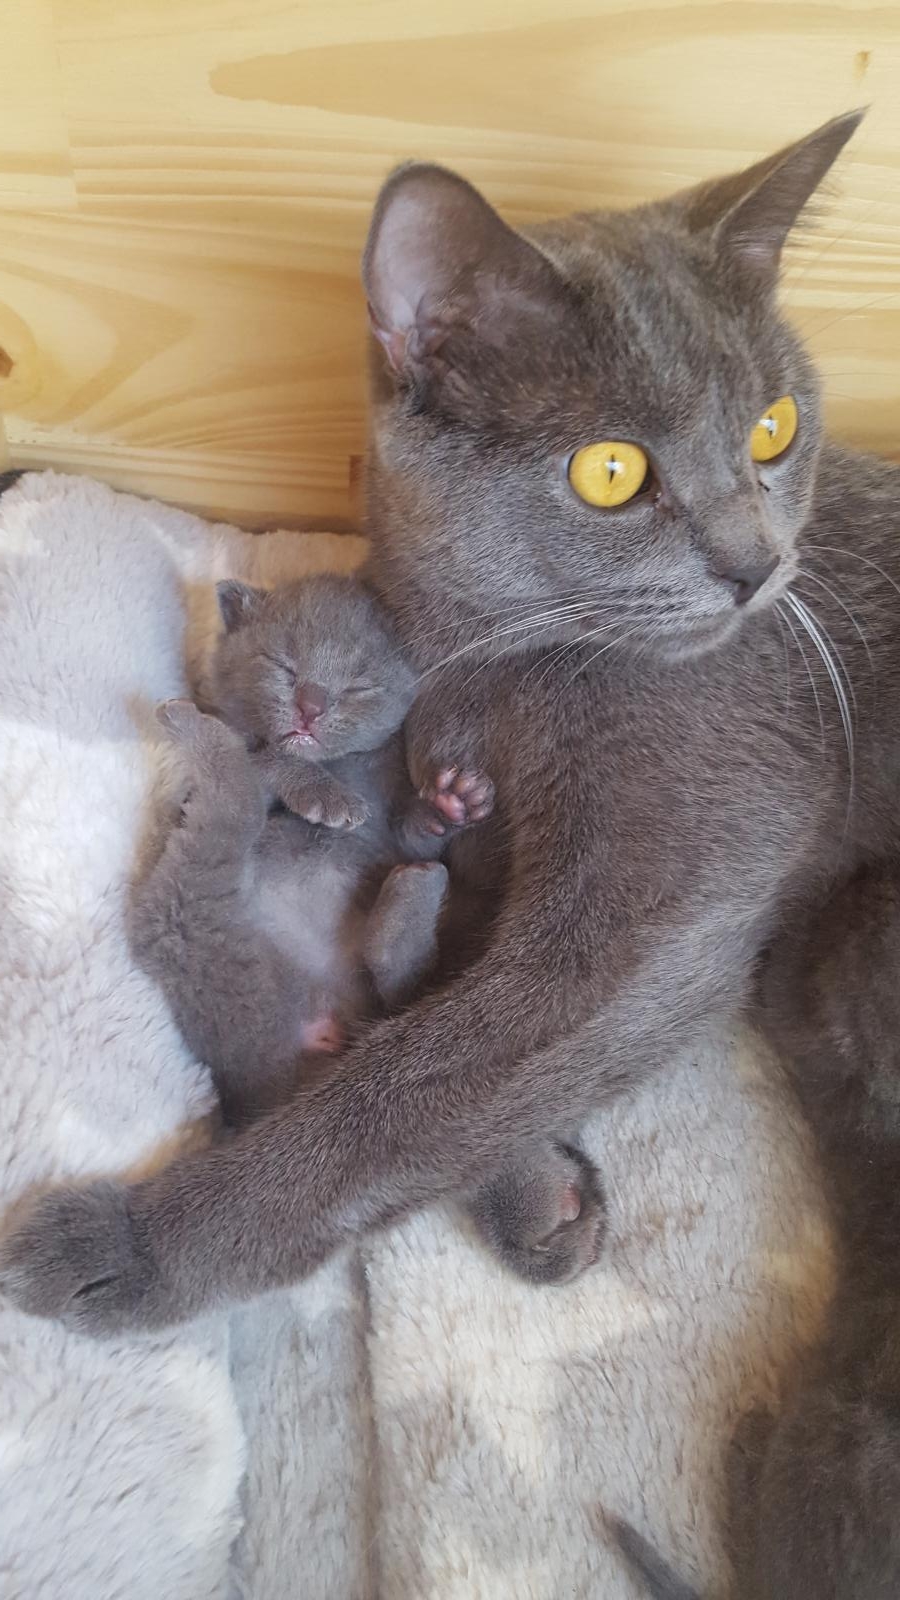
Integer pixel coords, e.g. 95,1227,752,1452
0,471,832,1600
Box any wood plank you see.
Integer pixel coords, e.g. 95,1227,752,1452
0,2,74,209
0,0,899,525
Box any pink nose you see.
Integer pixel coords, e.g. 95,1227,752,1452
295,681,328,723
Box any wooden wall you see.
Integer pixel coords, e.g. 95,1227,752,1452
2,1,899,529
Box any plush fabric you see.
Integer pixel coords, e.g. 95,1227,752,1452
0,470,832,1599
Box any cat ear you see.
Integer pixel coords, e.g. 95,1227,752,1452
362,162,569,384
216,580,265,632
685,109,864,280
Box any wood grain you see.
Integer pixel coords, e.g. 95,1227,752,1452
0,0,898,527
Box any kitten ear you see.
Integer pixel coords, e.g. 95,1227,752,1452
685,109,864,280
362,162,569,387
216,580,265,632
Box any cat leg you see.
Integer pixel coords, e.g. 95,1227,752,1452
0,852,733,1332
464,1141,607,1285
255,751,369,830
364,862,449,1008
395,765,495,859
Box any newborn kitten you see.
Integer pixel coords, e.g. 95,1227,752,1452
131,575,493,1125
613,862,900,1599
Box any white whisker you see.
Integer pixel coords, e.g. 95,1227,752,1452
777,600,826,758
796,567,875,684
451,617,606,697
775,610,792,724
519,637,585,695
814,544,900,612
419,603,596,678
525,617,629,694
560,623,645,692
785,590,855,829
412,591,605,640
790,591,857,720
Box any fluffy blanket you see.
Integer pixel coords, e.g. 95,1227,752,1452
0,470,832,1599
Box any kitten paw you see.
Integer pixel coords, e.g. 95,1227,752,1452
417,766,495,835
0,1183,159,1337
467,1143,607,1286
157,698,248,776
282,781,369,830
156,697,203,738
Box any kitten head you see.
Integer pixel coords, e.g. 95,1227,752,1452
364,112,862,664
211,575,417,760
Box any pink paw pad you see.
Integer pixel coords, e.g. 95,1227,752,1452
420,766,495,830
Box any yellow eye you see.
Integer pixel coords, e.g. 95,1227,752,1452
568,441,650,508
751,395,798,463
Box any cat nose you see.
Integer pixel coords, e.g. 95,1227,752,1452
713,554,780,606
295,682,328,722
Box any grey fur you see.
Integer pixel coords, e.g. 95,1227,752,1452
129,575,479,1125
614,862,900,1598
128,576,572,1277
5,112,900,1336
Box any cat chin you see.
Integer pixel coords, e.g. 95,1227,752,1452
650,613,743,663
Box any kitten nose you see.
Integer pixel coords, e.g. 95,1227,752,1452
715,554,780,606
295,682,328,722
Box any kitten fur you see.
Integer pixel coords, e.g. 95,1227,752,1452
8,112,900,1335
129,575,476,1125
614,862,900,1599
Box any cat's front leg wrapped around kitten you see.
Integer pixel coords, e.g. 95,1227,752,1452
253,748,369,830
0,702,681,1335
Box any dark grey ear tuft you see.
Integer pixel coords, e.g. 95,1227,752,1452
685,109,865,280
216,580,265,632
362,161,569,392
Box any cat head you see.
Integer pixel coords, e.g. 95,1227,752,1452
363,112,863,664
211,575,417,760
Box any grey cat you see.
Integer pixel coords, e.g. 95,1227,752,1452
130,573,491,1127
5,109,900,1335
613,861,900,1599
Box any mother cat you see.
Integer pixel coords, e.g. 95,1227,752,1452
4,110,900,1331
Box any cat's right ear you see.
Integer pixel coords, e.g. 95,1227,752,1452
362,162,568,388
216,580,265,632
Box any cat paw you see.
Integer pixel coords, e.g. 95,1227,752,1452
157,699,247,773
315,790,370,829
417,766,495,835
156,697,204,738
283,782,369,830
466,1143,607,1286
0,1182,159,1337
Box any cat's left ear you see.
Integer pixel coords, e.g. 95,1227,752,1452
684,109,864,281
216,580,265,632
